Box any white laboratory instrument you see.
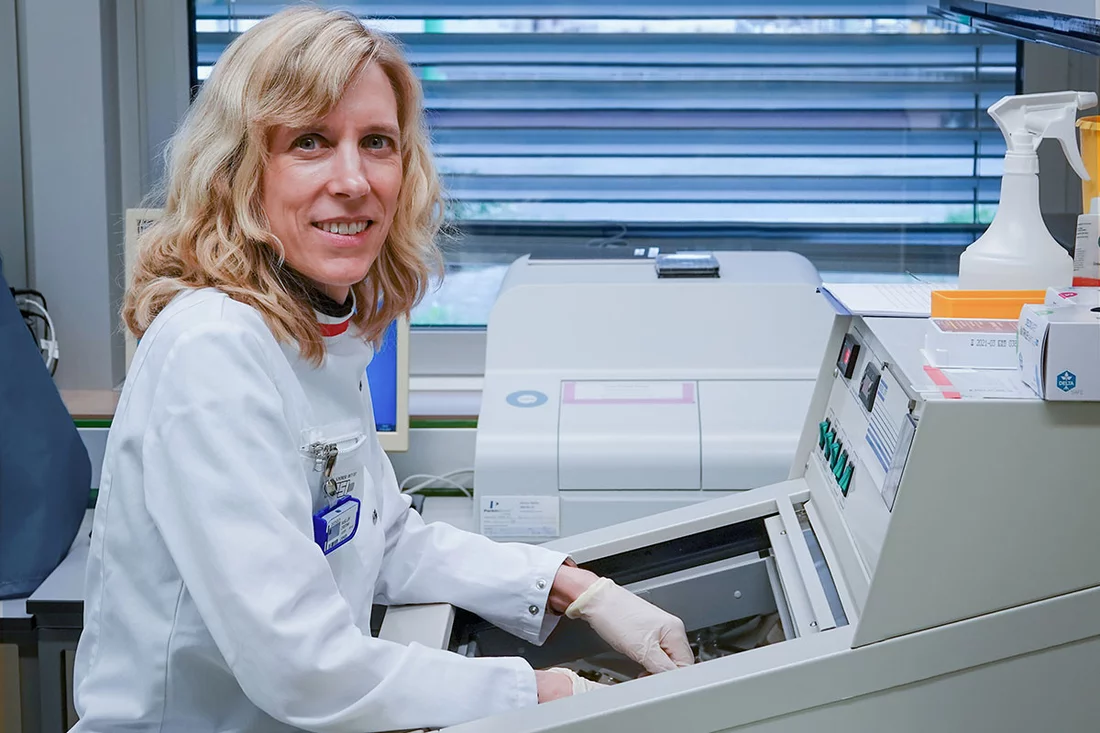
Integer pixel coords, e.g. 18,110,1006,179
383,314,1100,733
473,252,835,540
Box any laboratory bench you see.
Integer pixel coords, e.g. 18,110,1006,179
2,511,93,733
0,598,37,733
25,528,88,733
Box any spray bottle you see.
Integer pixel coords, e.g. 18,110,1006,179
958,91,1097,290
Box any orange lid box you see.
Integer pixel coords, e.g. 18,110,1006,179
930,290,1046,320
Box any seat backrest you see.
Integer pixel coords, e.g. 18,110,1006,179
0,264,90,599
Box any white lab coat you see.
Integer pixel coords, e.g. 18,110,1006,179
72,288,568,733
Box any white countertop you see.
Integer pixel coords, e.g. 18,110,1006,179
420,496,476,532
0,597,29,620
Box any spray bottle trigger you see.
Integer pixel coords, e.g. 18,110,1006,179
1045,110,1091,181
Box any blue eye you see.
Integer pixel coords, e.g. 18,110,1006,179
364,134,392,150
294,134,321,151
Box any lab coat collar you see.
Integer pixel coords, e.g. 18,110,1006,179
315,290,356,338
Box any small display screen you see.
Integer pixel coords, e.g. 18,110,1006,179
859,362,881,412
837,333,860,379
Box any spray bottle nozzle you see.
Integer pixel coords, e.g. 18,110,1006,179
990,91,1098,181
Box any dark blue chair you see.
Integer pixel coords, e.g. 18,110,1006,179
0,260,90,599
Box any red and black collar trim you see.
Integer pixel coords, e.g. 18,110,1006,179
318,316,352,337
315,290,356,338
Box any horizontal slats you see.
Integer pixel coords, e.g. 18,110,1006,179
194,2,944,21
420,80,1006,110
430,128,1006,156
440,201,990,223
191,3,1016,231
427,109,1000,130
450,220,987,246
196,31,1016,67
441,175,1000,202
438,157,997,175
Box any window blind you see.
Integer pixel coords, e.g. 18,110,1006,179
192,1,1018,274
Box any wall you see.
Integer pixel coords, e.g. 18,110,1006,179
0,0,25,287
12,0,189,389
18,0,125,388
1022,41,1100,245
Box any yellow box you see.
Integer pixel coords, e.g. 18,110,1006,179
1078,116,1100,213
930,290,1046,320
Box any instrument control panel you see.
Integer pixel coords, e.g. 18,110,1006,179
810,319,921,574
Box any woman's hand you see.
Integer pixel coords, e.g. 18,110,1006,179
547,563,600,615
535,669,574,703
535,669,606,703
564,577,695,674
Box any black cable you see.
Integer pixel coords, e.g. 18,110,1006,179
13,291,59,376
19,309,48,342
12,288,48,310
21,309,48,329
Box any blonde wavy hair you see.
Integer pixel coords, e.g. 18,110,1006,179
122,5,443,363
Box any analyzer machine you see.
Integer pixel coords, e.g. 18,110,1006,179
385,313,1100,732
473,251,835,541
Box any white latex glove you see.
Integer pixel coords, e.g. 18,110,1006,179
545,668,607,695
565,577,694,673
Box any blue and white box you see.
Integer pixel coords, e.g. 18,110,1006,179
1018,304,1100,401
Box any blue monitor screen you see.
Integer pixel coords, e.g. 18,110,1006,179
366,320,398,433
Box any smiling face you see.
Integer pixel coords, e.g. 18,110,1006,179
262,62,403,304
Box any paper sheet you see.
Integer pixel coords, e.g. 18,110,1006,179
820,282,956,317
918,365,1037,400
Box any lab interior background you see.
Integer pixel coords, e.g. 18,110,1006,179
4,2,1100,731
2,2,1099,494
0,0,1095,460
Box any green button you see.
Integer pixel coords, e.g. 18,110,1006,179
839,463,854,496
832,450,848,480
818,420,831,449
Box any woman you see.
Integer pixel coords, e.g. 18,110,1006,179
71,7,692,732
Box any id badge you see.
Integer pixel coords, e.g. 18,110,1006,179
313,496,361,555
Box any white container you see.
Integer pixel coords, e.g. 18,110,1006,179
1072,199,1100,287
959,91,1096,290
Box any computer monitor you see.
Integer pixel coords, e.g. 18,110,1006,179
124,208,411,453
368,316,410,453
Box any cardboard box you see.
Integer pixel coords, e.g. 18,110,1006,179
1018,304,1100,401
1045,286,1100,308
924,318,1018,369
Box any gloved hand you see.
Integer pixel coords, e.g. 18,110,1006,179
565,577,694,673
534,668,606,702
546,668,607,695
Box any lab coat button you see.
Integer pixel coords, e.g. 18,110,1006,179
536,579,547,590
372,509,378,524
528,604,540,616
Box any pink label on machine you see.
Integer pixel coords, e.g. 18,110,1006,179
562,381,696,405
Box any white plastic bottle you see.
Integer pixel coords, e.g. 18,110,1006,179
958,91,1097,290
1073,197,1100,286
